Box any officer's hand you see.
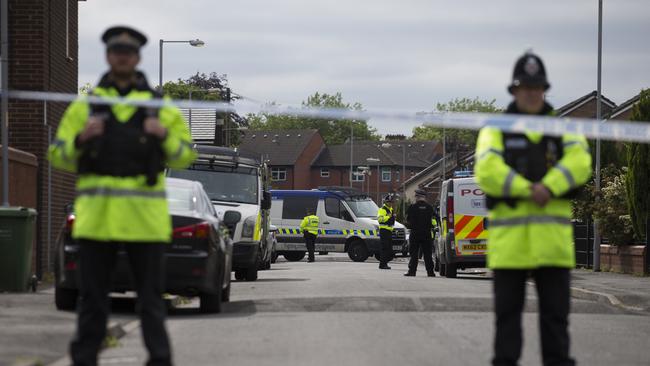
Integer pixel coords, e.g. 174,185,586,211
531,183,552,207
144,117,167,140
78,116,105,143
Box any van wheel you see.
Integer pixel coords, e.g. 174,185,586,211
439,263,447,277
284,252,306,261
245,267,258,281
234,269,245,281
445,263,457,278
347,241,368,262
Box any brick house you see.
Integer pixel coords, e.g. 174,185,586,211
556,90,617,118
238,129,326,189
312,140,441,203
5,0,79,277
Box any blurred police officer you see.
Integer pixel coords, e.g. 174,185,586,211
475,51,591,366
300,208,320,262
377,194,396,270
404,189,435,277
49,26,196,366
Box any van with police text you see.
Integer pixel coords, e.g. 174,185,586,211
436,176,488,278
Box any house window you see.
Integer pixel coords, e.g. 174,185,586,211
320,168,330,178
351,167,365,182
396,170,401,182
382,167,391,182
271,168,287,181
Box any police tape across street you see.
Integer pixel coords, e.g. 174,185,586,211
4,89,650,143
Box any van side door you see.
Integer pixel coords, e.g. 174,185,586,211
319,197,353,252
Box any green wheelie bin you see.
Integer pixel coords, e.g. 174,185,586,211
0,207,37,292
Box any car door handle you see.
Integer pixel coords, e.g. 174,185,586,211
323,221,330,225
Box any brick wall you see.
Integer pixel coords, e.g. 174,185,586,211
562,99,615,119
293,133,325,189
600,245,647,275
269,166,294,190
7,0,78,277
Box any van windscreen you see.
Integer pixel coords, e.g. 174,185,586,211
168,168,258,205
345,197,379,218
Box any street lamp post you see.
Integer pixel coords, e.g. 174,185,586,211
158,38,205,92
593,0,603,271
367,157,380,203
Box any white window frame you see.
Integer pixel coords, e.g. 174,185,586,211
381,167,391,182
351,167,365,182
320,168,330,178
271,167,287,181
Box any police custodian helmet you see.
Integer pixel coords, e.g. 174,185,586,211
102,26,148,52
508,51,550,94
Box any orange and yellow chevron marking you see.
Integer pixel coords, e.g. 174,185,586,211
454,214,488,240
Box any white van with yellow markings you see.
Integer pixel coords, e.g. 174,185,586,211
270,188,406,262
436,176,488,278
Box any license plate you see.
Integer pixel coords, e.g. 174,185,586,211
392,245,402,251
462,244,486,251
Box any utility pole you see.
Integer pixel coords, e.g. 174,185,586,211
593,0,603,271
1,0,9,206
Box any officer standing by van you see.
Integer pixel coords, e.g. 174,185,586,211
377,194,396,270
404,189,435,277
49,26,196,366
300,208,320,262
475,51,591,366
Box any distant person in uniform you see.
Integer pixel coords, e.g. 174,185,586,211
404,189,435,277
475,51,591,366
377,194,396,270
300,208,320,262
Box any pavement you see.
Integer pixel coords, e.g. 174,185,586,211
0,256,647,366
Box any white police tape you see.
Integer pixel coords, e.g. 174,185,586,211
4,89,650,143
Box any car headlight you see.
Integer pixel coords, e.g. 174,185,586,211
241,216,256,239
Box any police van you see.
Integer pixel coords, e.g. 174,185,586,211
270,188,406,262
436,175,488,278
168,145,275,282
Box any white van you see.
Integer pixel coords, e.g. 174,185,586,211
270,188,406,262
437,176,488,278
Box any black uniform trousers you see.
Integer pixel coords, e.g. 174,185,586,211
71,239,172,366
379,228,393,266
492,268,574,366
304,232,317,261
408,239,434,274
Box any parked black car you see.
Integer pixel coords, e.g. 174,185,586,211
54,178,234,313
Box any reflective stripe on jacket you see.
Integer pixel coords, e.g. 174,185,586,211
300,215,320,236
377,205,394,231
474,108,592,269
48,74,197,243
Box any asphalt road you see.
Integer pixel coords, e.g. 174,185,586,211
97,254,650,366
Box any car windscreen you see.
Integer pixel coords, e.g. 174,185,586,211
166,185,194,212
168,167,258,205
345,197,379,218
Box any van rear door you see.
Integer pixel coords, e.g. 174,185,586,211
453,179,488,256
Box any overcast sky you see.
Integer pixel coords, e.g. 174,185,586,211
79,0,650,136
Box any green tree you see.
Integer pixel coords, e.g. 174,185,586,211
412,97,503,150
249,92,379,145
624,89,650,240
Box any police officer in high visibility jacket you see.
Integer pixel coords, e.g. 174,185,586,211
300,209,320,262
475,52,591,366
377,194,396,270
405,189,435,277
48,26,196,366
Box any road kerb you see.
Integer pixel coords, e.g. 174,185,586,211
570,286,645,312
46,320,140,366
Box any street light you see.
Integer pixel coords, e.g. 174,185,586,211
366,157,380,202
158,38,205,91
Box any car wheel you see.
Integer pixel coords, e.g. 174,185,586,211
445,263,458,278
245,266,258,281
199,290,222,313
234,269,245,281
284,252,306,262
347,240,368,262
55,286,78,311
439,263,447,276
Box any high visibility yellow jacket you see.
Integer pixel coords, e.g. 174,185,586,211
475,103,592,269
377,205,395,231
300,215,320,236
48,72,197,243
